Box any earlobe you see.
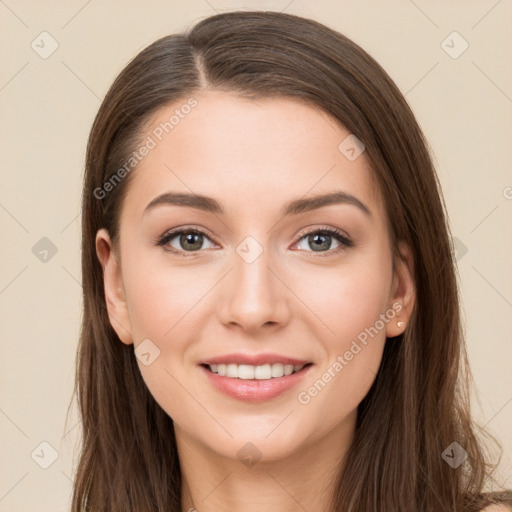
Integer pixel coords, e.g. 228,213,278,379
386,240,416,339
95,228,133,345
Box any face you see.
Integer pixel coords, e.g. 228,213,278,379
96,90,415,463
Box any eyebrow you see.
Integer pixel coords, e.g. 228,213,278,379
142,190,372,219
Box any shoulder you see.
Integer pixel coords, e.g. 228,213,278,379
479,505,511,512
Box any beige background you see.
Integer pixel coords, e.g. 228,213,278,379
0,0,511,510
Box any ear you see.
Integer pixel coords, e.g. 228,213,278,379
95,228,133,345
385,240,416,338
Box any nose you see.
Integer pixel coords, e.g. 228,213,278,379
217,243,291,334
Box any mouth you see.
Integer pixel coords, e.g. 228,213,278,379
201,362,312,379
198,358,314,402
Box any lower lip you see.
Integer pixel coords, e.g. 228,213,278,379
199,364,313,402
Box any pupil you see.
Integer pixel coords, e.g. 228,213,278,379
310,233,330,251
182,233,202,250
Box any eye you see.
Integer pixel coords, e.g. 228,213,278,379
293,227,353,255
155,227,216,255
154,225,353,257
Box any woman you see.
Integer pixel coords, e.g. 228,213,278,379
69,10,511,512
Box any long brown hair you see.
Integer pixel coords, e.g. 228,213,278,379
68,10,511,511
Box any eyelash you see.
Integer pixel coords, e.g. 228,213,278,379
154,225,354,258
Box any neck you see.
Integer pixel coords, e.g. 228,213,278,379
176,412,356,512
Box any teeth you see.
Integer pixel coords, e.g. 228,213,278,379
254,364,271,379
208,362,305,379
238,364,255,379
226,364,238,378
271,364,284,378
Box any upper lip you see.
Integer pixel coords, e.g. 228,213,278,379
200,353,311,366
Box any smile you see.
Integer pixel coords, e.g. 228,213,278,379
199,359,313,402
205,363,307,379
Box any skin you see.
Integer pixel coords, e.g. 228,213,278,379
95,90,416,512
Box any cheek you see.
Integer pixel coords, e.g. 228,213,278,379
123,254,206,342
290,252,392,413
293,251,393,351
122,259,206,425
120,252,224,391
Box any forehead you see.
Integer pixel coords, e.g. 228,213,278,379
120,91,384,226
